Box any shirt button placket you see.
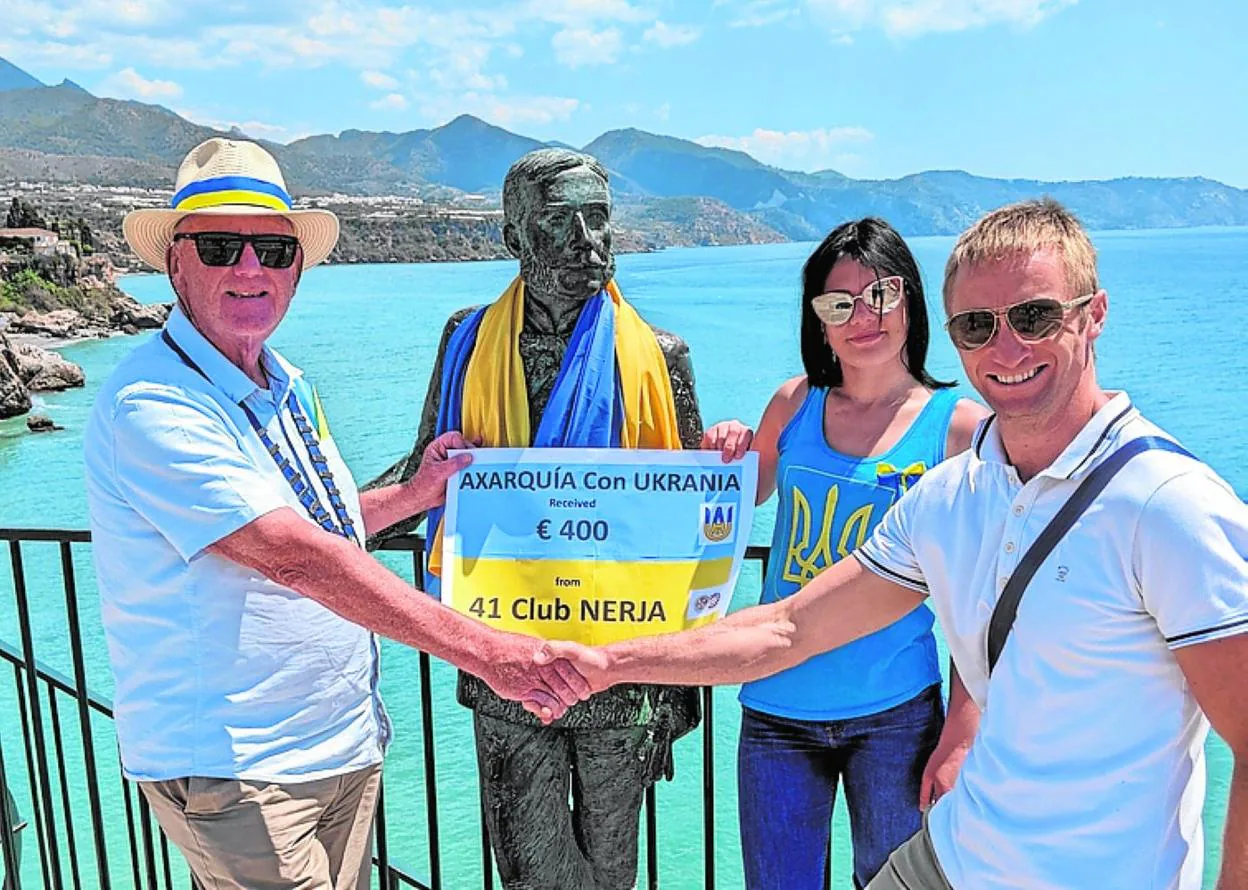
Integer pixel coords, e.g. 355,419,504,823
995,484,1030,606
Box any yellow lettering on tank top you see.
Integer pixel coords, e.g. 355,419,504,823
836,503,875,561
783,485,849,585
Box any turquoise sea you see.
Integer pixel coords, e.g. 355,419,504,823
1,230,1245,888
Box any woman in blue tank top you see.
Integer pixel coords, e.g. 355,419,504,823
703,218,986,889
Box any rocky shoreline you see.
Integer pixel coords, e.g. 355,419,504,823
0,255,170,423
0,299,170,422
1,328,81,419
2,293,168,340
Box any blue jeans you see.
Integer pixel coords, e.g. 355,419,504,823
737,685,944,890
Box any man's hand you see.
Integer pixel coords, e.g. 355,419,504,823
476,633,595,724
701,420,753,462
359,430,478,536
535,640,612,696
405,431,478,512
919,727,972,811
920,663,979,811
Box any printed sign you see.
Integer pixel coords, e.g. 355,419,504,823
441,448,758,644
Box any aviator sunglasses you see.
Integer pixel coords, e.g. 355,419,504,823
945,294,1094,351
810,275,905,326
173,232,301,269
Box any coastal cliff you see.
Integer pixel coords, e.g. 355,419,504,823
0,328,85,419
0,197,170,420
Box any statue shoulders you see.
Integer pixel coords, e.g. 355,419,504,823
648,324,690,360
442,305,485,336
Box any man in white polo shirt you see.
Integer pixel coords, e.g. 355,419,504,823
85,138,589,890
547,199,1248,888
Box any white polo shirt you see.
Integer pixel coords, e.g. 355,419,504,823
85,308,390,783
856,393,1248,889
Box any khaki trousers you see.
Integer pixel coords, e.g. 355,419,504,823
864,817,954,890
141,763,381,890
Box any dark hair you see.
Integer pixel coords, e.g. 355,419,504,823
800,217,954,390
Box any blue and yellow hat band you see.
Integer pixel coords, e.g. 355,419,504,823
170,175,293,213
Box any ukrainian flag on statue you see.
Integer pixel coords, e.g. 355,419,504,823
441,448,759,645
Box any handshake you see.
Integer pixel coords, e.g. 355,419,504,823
474,635,614,723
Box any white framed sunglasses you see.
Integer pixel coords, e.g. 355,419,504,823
810,276,905,326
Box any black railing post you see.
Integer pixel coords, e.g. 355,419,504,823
9,542,64,890
45,690,82,890
158,832,173,890
417,652,442,890
478,797,494,890
58,541,111,890
136,790,159,890
411,544,444,890
120,778,142,890
701,686,715,890
11,667,49,890
374,777,391,890
644,785,658,890
0,735,21,890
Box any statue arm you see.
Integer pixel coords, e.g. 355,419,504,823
657,330,704,450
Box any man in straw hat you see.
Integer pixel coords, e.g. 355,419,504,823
84,138,591,890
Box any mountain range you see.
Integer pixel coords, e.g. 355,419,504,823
3,56,1248,239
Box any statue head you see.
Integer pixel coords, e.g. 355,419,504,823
503,148,615,311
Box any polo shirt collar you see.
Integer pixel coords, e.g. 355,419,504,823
973,392,1137,481
164,306,301,405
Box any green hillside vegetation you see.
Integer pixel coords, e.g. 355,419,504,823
0,83,220,165
287,114,547,193
613,196,786,247
0,263,117,318
0,147,175,185
0,197,116,316
328,208,508,264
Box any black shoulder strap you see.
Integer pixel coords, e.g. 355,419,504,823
161,329,210,383
986,435,1194,675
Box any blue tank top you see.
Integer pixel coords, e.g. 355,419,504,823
738,386,960,720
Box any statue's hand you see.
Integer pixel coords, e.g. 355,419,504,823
404,431,477,513
701,420,754,462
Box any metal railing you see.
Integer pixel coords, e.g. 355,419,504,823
0,528,773,890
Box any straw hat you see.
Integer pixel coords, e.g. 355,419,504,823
123,138,339,273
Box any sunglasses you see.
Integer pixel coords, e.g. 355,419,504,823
173,232,300,269
810,276,905,327
945,294,1095,351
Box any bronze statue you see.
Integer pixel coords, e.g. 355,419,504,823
372,148,702,889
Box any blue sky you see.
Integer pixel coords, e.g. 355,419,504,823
3,0,1246,186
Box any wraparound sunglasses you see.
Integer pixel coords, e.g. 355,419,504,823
173,232,301,269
